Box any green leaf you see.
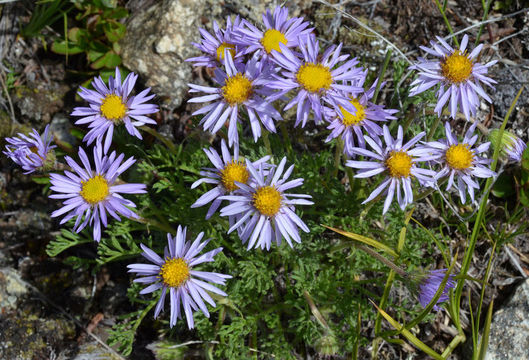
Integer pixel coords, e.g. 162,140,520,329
90,50,121,69
32,176,50,185
371,301,444,360
477,300,494,360
103,21,126,43
322,224,399,257
51,39,84,55
521,143,529,171
104,7,129,19
46,229,92,257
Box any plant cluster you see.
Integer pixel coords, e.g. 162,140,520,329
4,2,529,359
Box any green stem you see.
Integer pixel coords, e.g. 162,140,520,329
333,139,344,178
279,121,293,158
454,86,524,326
356,244,408,278
426,115,442,142
140,126,178,154
475,0,493,45
434,0,459,47
262,129,273,156
373,49,392,103
441,333,466,358
135,216,175,234
473,223,497,354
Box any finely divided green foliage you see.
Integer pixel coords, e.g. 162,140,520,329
52,131,438,357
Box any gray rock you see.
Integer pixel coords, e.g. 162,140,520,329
120,0,311,109
0,267,77,359
72,342,121,360
0,268,28,312
50,112,77,147
485,279,529,360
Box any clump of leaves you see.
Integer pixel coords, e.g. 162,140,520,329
51,0,128,71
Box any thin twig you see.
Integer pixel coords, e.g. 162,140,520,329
0,67,17,124
315,0,412,65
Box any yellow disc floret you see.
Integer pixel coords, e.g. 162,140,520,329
253,186,282,217
100,94,127,121
296,63,332,93
221,160,250,192
222,73,253,106
160,258,190,288
440,51,473,84
340,98,366,126
80,175,109,204
261,29,288,54
385,151,413,178
216,42,236,61
445,144,474,170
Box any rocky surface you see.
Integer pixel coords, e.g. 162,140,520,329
0,267,77,359
485,278,529,360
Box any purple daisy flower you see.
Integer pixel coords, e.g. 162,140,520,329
127,226,232,329
191,139,270,219
346,125,437,214
71,67,159,153
219,157,313,250
324,76,398,157
49,143,146,242
423,122,495,204
235,6,313,61
504,135,527,163
3,124,55,174
188,52,281,147
268,33,364,127
186,16,245,68
417,269,455,310
409,34,497,120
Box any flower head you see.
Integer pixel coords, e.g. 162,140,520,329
505,136,527,163
346,125,436,214
190,139,270,219
3,125,55,173
488,129,527,163
49,144,146,242
186,16,245,68
71,67,158,153
409,34,497,120
127,226,231,329
188,52,281,146
219,157,313,250
423,122,495,204
324,76,398,157
268,33,365,127
416,269,455,310
235,6,312,61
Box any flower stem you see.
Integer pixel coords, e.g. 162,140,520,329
434,0,459,47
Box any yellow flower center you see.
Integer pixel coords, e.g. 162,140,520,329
216,42,236,61
385,151,413,178
100,94,127,121
160,258,190,288
80,175,109,204
221,160,249,192
340,98,366,126
222,73,253,106
445,144,474,170
440,51,473,84
253,186,282,217
260,29,288,54
296,63,332,93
